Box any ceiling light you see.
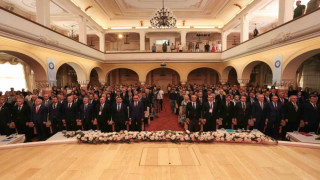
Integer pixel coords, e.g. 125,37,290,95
118,34,123,38
150,0,177,28
194,26,216,29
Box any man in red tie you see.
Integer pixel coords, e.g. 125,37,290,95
31,99,48,141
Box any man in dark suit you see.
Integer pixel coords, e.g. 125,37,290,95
278,92,288,106
197,91,206,108
12,98,31,141
126,92,134,106
219,94,235,129
48,96,62,134
62,96,78,131
31,99,48,141
282,95,302,137
95,97,111,132
202,94,219,131
79,96,94,131
252,94,269,132
129,95,144,131
216,90,225,106
42,94,52,108
247,92,257,105
186,95,202,132
303,95,320,133
235,96,251,129
141,92,151,125
112,97,128,132
0,100,11,136
266,96,283,138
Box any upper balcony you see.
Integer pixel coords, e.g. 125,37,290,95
0,6,319,63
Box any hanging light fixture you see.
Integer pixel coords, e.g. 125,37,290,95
150,0,177,29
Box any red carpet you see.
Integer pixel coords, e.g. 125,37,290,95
145,95,184,131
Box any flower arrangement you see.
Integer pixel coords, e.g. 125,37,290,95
63,130,278,145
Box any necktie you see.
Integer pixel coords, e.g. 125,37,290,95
227,102,229,107
274,102,277,109
117,104,120,112
313,103,317,110
281,99,284,104
242,103,245,110
85,104,87,111
100,105,103,112
294,103,298,111
69,104,71,108
260,102,263,109
193,103,196,109
36,106,39,113
210,102,213,109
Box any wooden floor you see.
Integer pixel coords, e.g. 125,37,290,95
0,143,319,180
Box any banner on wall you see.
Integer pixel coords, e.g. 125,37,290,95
273,56,282,86
47,58,56,86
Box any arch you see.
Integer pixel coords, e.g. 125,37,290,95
187,67,220,85
0,49,47,82
222,66,239,85
106,68,140,85
55,61,88,84
241,61,273,81
146,67,180,91
56,64,79,88
106,67,140,81
142,65,183,83
187,67,221,80
282,48,320,80
89,67,105,84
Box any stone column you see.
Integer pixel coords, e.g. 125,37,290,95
180,30,187,51
99,32,105,52
221,30,230,51
278,0,294,25
78,18,87,44
240,15,249,43
139,31,146,51
36,0,50,27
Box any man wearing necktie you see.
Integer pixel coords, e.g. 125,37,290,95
31,99,48,141
266,96,283,138
252,94,269,132
202,95,218,131
282,95,302,138
62,96,78,131
186,95,201,132
12,98,31,141
42,94,52,108
129,95,144,131
48,96,62,134
219,95,235,129
79,97,94,131
235,96,251,130
95,97,111,132
303,95,320,133
112,97,128,132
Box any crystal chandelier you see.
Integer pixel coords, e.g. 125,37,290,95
150,0,177,29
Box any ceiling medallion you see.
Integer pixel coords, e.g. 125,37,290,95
150,0,176,29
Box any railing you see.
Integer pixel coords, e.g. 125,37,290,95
0,6,319,62
222,9,320,60
0,7,105,61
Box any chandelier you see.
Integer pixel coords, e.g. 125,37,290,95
150,0,177,28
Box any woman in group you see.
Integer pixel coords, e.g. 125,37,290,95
211,43,216,52
178,95,190,125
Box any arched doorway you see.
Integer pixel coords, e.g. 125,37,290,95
187,68,220,85
89,67,104,87
146,68,180,92
242,61,272,87
107,68,139,85
0,51,47,92
296,54,320,91
56,64,78,88
222,66,238,85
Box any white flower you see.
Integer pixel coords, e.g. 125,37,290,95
88,137,93,141
186,130,190,134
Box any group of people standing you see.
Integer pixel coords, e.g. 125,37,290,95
151,41,222,53
168,84,320,139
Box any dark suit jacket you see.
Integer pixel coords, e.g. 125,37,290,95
216,95,225,105
267,102,283,123
235,102,251,120
303,102,320,124
31,105,47,124
112,103,128,123
284,102,302,122
252,101,268,122
79,103,94,122
0,106,11,126
129,102,144,121
62,103,78,121
12,105,30,124
48,103,62,122
219,101,235,119
202,101,219,120
186,102,202,121
95,103,111,122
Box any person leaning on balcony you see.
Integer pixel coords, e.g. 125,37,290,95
204,43,210,52
188,42,194,52
152,43,156,52
162,42,167,52
170,43,175,52
195,43,200,52
293,1,306,19
306,0,320,14
178,43,183,52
